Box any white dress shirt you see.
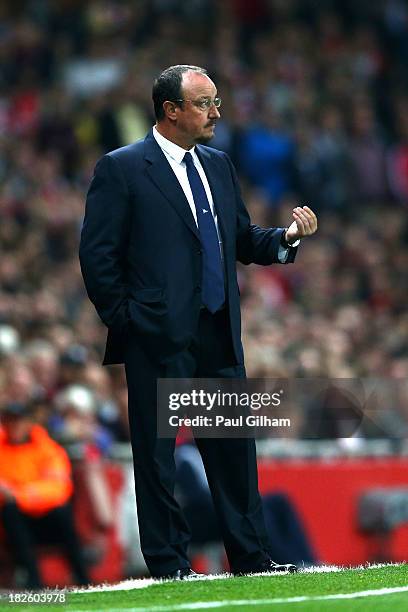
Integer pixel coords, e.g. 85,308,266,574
152,126,295,262
153,126,219,225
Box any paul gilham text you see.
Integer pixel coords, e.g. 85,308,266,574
168,415,290,428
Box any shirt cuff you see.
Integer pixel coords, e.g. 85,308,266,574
280,228,300,249
279,230,300,261
278,244,289,263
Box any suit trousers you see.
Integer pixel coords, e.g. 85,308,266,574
124,307,272,577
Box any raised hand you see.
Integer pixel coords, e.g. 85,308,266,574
285,206,318,244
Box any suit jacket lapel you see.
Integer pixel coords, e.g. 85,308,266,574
143,131,200,240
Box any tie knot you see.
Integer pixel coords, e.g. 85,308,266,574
183,152,194,167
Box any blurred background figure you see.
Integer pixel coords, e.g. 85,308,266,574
53,383,112,455
0,401,90,589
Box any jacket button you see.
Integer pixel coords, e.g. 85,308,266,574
197,249,202,255
195,286,201,293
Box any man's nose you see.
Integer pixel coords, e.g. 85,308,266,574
209,105,220,119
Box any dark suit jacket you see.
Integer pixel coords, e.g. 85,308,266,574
79,130,298,365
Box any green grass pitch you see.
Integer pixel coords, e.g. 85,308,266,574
1,564,407,611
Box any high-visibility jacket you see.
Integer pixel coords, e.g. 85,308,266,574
0,424,73,517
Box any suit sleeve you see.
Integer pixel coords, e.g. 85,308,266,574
79,154,131,332
223,153,298,266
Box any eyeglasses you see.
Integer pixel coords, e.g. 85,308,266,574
174,97,222,111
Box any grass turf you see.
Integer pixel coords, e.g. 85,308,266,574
1,564,407,611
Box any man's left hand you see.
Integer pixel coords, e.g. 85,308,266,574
285,206,318,244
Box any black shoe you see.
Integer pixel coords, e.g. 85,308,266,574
235,559,298,576
166,568,206,580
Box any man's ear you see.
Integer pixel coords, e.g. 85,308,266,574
163,101,178,120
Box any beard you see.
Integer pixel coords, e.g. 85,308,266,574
195,134,214,144
195,125,216,144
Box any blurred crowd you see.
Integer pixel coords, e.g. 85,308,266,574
1,0,408,449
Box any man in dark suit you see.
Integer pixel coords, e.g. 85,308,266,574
79,65,317,579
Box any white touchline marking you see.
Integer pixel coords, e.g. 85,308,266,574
71,563,404,594
72,585,408,612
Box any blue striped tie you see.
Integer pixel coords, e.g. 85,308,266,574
184,152,225,313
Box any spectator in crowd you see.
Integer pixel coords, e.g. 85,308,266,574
0,401,90,589
238,108,296,206
349,102,388,203
52,384,112,456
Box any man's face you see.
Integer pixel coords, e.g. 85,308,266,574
175,71,220,145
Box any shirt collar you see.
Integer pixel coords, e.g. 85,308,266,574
153,125,195,165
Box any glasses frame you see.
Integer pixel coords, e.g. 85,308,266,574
173,97,222,111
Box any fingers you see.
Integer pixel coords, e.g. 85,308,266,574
302,205,317,222
293,207,312,234
292,210,307,235
293,206,317,235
